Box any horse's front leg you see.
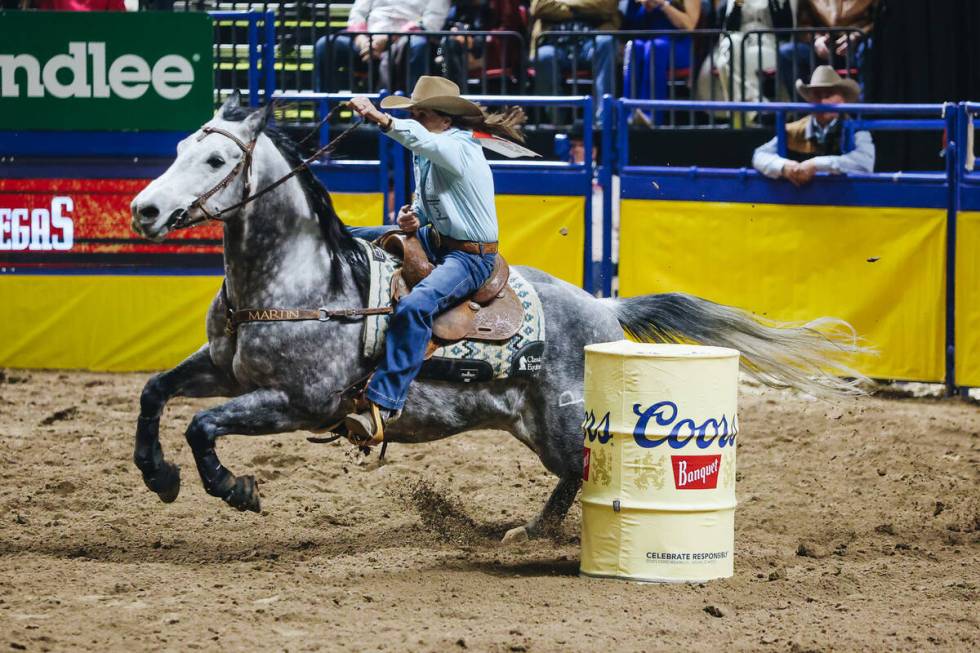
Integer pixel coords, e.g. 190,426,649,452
135,345,244,503
184,388,316,513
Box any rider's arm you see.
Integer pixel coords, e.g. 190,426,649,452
384,117,466,176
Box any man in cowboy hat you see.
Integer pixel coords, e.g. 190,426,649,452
343,77,527,442
753,65,875,187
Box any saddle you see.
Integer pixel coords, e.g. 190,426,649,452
377,231,524,348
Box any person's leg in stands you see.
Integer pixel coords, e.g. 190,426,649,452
315,34,355,92
580,35,615,118
777,40,812,99
406,35,433,91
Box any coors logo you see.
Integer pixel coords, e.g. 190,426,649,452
671,455,721,490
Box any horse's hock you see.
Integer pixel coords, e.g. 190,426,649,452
580,341,740,583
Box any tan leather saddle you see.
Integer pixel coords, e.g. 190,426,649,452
377,231,524,348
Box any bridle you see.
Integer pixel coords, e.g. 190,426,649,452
172,103,362,230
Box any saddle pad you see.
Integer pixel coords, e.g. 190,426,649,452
359,239,546,382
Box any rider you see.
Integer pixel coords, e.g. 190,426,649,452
346,76,526,442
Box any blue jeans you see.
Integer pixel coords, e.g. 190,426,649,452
348,225,496,410
534,35,614,116
315,34,432,93
623,36,693,125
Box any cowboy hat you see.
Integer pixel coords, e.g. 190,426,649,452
379,76,483,116
795,65,861,103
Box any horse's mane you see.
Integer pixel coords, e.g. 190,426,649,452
221,104,368,295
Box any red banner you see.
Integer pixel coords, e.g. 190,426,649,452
0,179,221,267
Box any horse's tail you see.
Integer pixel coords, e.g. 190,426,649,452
611,292,871,397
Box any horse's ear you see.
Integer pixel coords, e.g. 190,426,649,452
215,90,242,118
242,102,275,137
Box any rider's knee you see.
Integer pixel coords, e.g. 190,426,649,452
394,290,438,321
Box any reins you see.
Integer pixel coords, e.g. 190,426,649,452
180,102,363,228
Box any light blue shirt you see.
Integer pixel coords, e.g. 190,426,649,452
385,117,498,243
752,116,876,179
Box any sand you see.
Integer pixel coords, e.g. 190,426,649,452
0,369,978,652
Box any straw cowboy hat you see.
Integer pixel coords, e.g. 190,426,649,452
796,65,861,103
379,76,483,116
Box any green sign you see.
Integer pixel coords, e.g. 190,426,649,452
0,11,214,131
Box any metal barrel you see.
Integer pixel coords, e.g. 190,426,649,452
580,341,740,583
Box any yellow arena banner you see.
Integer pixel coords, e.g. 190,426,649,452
496,194,585,286
333,192,385,227
0,274,222,372
619,200,947,382
955,211,980,387
0,193,582,372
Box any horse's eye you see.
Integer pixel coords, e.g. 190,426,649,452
207,155,225,169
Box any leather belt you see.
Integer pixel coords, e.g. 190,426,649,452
437,233,499,255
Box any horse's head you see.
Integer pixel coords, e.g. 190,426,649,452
131,91,274,241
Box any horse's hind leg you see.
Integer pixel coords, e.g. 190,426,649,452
502,475,582,543
183,388,315,512
135,345,243,503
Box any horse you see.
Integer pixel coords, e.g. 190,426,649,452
129,93,864,542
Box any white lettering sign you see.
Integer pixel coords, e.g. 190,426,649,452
0,197,74,251
0,42,195,100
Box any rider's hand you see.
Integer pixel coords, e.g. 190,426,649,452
397,204,420,232
349,96,390,128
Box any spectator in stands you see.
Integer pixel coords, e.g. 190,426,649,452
622,0,701,124
315,0,450,93
695,0,793,118
438,0,524,92
530,0,619,116
777,0,875,100
753,66,874,185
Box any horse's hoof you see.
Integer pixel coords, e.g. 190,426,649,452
144,461,181,503
501,525,530,544
224,475,261,513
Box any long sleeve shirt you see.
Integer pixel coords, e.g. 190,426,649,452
384,118,499,243
752,117,875,179
347,0,451,33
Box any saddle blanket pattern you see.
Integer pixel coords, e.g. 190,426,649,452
359,239,546,382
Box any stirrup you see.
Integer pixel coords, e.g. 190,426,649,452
344,402,385,448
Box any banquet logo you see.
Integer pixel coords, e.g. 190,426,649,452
0,197,74,251
0,42,195,100
671,455,721,490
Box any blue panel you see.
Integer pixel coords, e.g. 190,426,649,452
960,175,980,211
0,131,187,157
621,167,948,208
492,166,590,196
0,158,171,179
311,163,382,194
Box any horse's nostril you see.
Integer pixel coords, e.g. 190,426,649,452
140,204,160,220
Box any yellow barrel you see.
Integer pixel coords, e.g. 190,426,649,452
580,341,740,583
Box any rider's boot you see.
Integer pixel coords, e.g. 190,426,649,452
344,401,399,447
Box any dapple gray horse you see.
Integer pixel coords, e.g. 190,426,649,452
130,95,863,541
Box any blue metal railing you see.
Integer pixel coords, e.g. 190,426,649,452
209,10,276,106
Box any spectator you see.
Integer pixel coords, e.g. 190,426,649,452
315,0,450,93
752,66,874,185
695,0,793,118
438,0,524,92
530,0,619,116
438,0,494,90
622,0,701,118
777,0,875,100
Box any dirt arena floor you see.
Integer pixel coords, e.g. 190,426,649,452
0,369,978,652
